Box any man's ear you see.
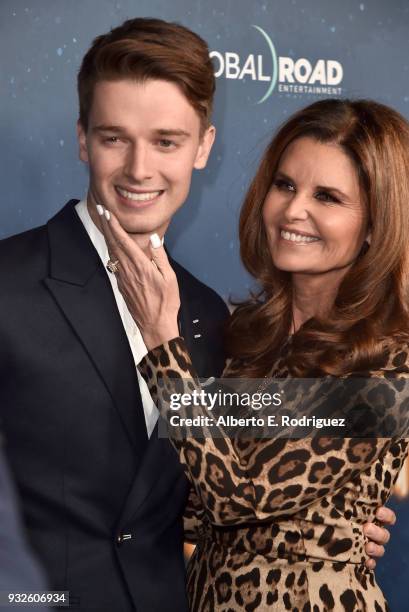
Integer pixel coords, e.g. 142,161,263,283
194,125,216,170
77,120,89,163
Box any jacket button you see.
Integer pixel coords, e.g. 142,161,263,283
116,533,132,545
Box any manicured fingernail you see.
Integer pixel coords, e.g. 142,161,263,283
376,509,386,520
150,233,161,248
104,209,111,221
96,204,104,216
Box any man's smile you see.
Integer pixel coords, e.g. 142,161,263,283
115,186,164,202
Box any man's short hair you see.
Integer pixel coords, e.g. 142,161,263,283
78,17,215,134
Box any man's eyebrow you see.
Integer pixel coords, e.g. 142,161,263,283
91,126,191,138
92,125,126,134
154,128,191,138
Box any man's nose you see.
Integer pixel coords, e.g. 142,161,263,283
124,144,153,181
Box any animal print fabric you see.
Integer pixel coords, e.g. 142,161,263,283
139,337,409,611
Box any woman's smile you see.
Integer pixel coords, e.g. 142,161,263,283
263,136,369,279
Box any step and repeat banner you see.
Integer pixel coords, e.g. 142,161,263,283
1,0,409,608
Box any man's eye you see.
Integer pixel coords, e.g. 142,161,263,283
315,190,339,203
105,136,120,144
274,178,295,192
158,139,175,149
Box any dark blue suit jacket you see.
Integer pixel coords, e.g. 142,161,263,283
0,201,229,611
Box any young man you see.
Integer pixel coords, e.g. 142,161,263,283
0,18,225,612
0,17,393,612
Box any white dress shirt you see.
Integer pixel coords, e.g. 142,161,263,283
75,199,159,437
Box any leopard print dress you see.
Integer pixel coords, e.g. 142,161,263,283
139,338,409,612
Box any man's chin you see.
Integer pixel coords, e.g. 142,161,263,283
116,214,168,238
120,224,160,236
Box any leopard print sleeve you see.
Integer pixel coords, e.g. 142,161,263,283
183,486,206,544
139,337,409,526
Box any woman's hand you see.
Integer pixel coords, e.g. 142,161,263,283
97,206,180,350
363,506,396,569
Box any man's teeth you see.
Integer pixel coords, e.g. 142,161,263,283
280,230,320,243
117,188,161,202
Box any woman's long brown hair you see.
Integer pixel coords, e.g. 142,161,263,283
226,99,409,376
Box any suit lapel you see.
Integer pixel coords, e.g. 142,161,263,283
119,418,186,525
43,201,148,456
172,259,206,375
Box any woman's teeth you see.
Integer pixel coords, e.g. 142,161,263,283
117,187,161,202
280,230,320,243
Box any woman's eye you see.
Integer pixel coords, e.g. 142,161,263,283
274,178,295,192
315,190,339,203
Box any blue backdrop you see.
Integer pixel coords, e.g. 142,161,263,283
1,0,409,608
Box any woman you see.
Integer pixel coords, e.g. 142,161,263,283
99,99,409,610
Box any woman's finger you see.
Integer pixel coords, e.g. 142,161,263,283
96,206,143,282
149,233,172,278
96,205,118,255
106,208,154,275
103,208,132,253
375,506,396,526
365,542,385,558
95,205,126,274
97,207,139,283
363,522,390,545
